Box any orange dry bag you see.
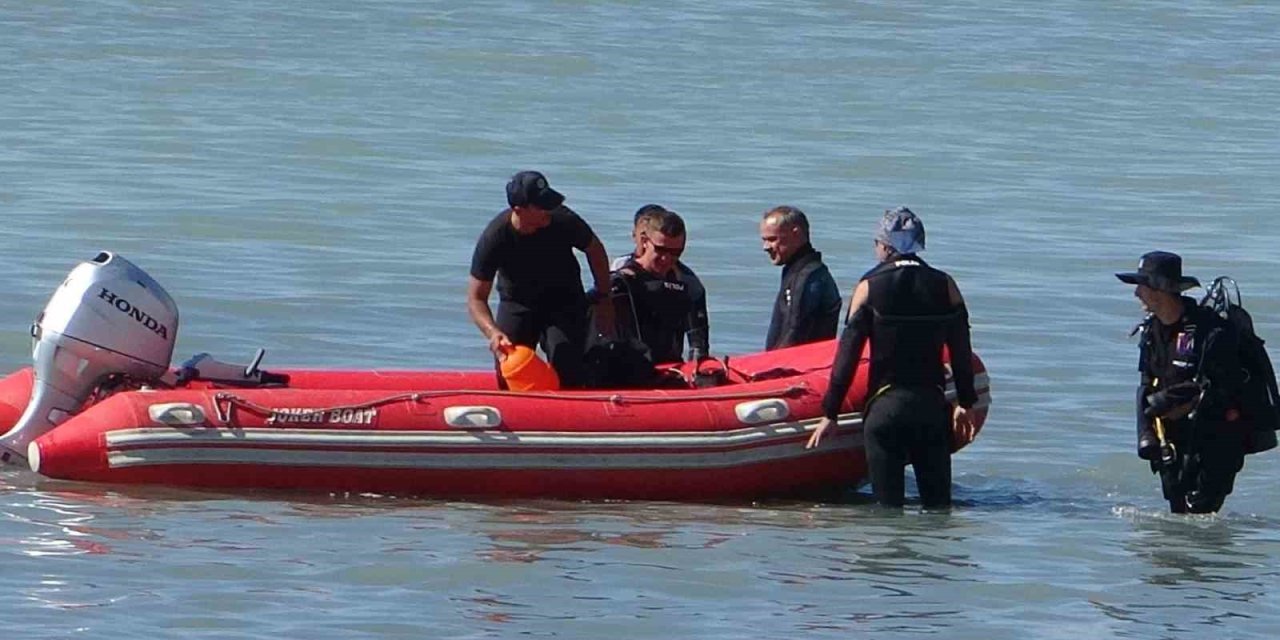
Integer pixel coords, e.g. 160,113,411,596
500,345,561,391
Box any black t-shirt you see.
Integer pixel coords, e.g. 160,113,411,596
470,206,597,307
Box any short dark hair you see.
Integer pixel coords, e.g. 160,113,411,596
763,205,810,239
633,203,667,225
639,208,685,238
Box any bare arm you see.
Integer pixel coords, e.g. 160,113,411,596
583,236,616,337
466,276,511,357
583,236,611,294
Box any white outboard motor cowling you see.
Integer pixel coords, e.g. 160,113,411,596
1,252,178,463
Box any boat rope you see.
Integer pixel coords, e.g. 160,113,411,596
211,383,812,424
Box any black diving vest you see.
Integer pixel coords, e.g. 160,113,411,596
1137,297,1242,428
766,246,840,351
610,263,694,364
1138,299,1211,391
863,256,956,393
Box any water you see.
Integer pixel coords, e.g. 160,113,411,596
3,0,1280,636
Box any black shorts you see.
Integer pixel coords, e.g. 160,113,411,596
495,299,588,388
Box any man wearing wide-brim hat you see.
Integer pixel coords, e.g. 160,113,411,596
1117,251,1249,514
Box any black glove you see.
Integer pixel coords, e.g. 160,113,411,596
1144,381,1201,418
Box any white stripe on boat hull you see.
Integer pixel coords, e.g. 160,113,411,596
103,415,866,470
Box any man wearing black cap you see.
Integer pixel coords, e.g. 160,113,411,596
467,170,612,388
1117,251,1248,513
806,207,978,509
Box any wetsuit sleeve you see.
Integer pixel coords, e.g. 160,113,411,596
685,275,710,361
821,305,872,420
797,271,842,344
1135,326,1154,434
1136,376,1153,435
946,304,979,409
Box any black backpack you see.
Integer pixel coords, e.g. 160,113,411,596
1200,277,1279,454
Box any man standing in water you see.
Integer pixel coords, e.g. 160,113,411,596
759,205,842,350
806,207,978,509
1117,251,1248,513
467,170,613,388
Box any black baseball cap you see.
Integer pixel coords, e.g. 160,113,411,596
1115,251,1200,293
506,170,565,210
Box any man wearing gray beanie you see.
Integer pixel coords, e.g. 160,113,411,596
806,207,979,508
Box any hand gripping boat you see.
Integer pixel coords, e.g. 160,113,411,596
0,253,991,500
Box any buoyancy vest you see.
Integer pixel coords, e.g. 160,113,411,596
863,256,959,393
1137,297,1246,440
606,262,694,364
1138,298,1214,390
765,246,841,351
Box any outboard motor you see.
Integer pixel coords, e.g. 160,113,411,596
0,252,178,463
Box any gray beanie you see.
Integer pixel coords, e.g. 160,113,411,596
875,206,925,254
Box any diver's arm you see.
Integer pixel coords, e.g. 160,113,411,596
945,276,979,409
821,281,871,420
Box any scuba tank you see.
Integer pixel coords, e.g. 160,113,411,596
1199,277,1278,454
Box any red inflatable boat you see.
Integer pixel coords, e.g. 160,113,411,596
0,253,990,500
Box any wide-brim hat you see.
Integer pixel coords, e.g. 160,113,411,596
1115,251,1200,293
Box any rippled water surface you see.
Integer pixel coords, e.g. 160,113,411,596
3,1,1279,637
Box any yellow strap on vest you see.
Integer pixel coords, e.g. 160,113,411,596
867,384,893,406
1151,377,1167,445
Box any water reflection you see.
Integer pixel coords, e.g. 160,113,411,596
1105,510,1280,635
1127,514,1271,588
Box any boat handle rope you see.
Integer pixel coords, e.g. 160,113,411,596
211,384,812,425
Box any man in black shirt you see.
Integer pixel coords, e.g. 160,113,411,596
610,204,710,361
467,170,612,388
1117,251,1248,513
760,205,842,351
806,207,978,508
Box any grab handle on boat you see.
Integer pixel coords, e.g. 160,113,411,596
443,406,503,429
734,399,790,425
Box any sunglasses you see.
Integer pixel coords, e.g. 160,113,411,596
643,234,684,258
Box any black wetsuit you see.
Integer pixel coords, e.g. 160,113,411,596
586,259,699,388
765,245,842,351
1137,297,1247,513
821,256,978,508
470,206,598,387
612,254,709,361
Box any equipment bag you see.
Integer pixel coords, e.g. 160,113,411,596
1200,277,1279,454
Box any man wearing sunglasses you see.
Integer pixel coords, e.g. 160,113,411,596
588,208,702,387
610,204,710,362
